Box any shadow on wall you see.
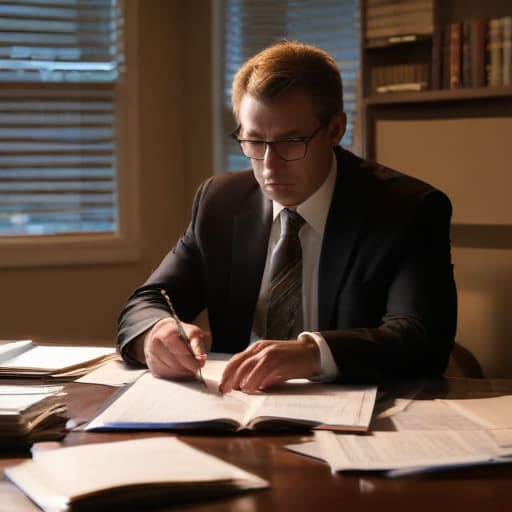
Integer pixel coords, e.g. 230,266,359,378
453,241,512,379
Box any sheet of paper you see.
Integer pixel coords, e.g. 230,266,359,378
315,429,512,472
372,398,483,431
5,437,269,510
285,440,324,461
439,395,512,429
75,359,146,387
489,429,512,447
0,340,33,362
1,345,115,371
0,385,63,396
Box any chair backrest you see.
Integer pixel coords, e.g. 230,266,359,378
445,342,485,378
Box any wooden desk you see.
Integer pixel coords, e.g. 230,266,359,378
1,378,512,512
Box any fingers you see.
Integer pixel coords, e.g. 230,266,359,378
219,342,283,393
144,318,207,379
219,338,320,394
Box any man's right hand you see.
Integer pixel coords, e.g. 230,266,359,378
130,317,210,379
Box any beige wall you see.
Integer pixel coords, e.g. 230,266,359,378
376,119,512,378
0,1,213,346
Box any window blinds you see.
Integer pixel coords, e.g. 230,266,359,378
0,0,122,236
221,0,360,172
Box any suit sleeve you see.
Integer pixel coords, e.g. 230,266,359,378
322,190,457,382
116,179,211,364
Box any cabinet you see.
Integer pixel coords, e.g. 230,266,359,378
361,0,512,159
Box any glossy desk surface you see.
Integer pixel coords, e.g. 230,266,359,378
1,378,511,512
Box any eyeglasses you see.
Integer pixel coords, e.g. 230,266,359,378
231,123,325,161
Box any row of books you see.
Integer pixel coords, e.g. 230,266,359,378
370,63,429,94
365,0,433,45
433,16,512,90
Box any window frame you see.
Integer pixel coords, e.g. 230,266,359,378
0,0,140,268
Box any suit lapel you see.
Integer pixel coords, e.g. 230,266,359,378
318,149,366,329
228,192,273,349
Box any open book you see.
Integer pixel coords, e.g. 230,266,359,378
0,385,68,448
5,437,269,512
0,340,116,378
86,362,377,433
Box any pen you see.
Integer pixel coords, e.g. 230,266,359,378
159,289,206,385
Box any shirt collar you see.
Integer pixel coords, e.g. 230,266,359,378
272,150,338,234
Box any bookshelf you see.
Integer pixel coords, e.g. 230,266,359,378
361,0,512,158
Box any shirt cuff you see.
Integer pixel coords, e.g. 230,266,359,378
298,331,340,382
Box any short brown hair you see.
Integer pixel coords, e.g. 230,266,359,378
231,40,343,124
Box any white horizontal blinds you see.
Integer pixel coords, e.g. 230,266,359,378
0,0,122,236
287,1,360,151
222,0,360,172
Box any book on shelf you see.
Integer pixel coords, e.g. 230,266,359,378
85,363,377,433
375,81,427,93
487,16,512,87
449,22,462,89
470,17,488,88
0,340,117,379
371,63,428,94
5,437,269,512
503,16,512,85
0,385,67,449
365,0,433,41
488,17,503,87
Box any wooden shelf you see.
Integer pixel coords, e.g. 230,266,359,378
364,85,512,105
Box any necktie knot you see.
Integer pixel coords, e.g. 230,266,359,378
280,208,305,237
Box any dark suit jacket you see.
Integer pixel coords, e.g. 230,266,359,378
118,147,457,382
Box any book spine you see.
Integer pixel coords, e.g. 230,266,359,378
503,16,512,86
462,20,471,88
488,18,503,87
449,22,462,89
470,18,488,88
442,25,451,89
431,20,442,89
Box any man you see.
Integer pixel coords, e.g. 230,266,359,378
118,41,457,392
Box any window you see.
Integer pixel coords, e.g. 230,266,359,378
213,0,361,173
0,0,139,266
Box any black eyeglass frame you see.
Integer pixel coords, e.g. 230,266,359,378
230,123,326,162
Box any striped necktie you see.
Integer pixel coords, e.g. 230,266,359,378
265,208,305,340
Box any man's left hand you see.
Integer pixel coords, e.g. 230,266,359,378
218,337,320,393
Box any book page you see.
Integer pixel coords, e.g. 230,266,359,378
86,372,252,430
439,395,512,429
246,381,377,430
315,429,512,472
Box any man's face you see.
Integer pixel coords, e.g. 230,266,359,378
237,89,345,207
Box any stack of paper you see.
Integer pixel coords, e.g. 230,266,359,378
0,385,67,448
0,340,116,379
5,437,269,512
286,394,512,476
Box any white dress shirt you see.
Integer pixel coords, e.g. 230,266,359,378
251,152,340,381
